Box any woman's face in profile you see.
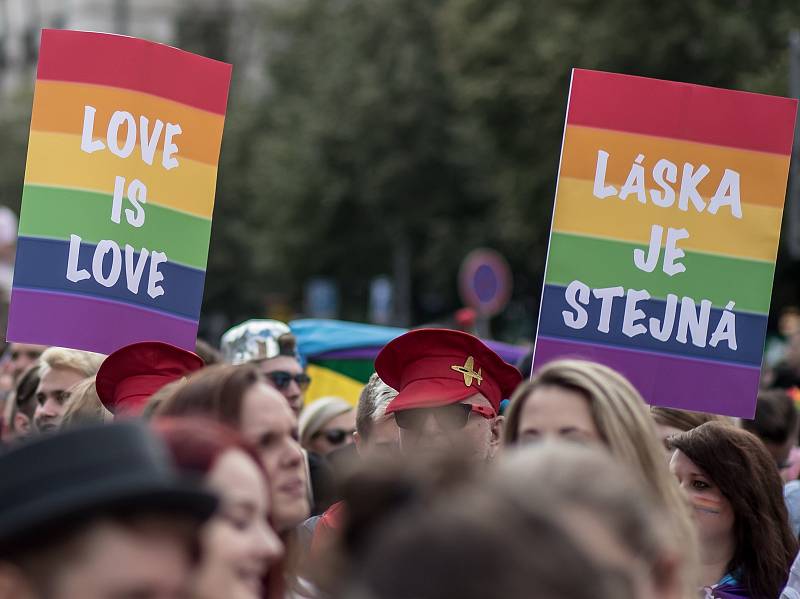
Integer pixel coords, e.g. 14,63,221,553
195,448,284,599
669,449,734,544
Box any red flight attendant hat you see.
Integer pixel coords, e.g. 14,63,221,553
96,341,204,416
375,329,522,416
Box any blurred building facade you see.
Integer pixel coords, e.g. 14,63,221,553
0,0,267,99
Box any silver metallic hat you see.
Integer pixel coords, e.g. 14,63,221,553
220,319,298,365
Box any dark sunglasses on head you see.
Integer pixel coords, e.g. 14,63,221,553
266,371,311,391
313,428,354,446
394,403,494,432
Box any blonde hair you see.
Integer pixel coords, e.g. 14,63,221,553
38,347,105,380
299,396,353,447
61,376,112,428
503,359,698,593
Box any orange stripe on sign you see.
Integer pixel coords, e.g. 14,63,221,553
560,125,790,209
30,80,225,167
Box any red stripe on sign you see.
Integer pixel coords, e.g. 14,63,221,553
36,29,232,115
567,68,797,155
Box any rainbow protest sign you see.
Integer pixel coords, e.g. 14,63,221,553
7,29,231,354
533,69,797,418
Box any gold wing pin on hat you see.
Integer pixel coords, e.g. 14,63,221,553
451,356,483,387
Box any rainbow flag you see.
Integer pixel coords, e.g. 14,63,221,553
291,319,527,405
533,69,796,418
7,30,231,354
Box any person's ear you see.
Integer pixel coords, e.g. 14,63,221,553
353,431,365,456
0,563,36,599
488,415,504,458
13,413,30,435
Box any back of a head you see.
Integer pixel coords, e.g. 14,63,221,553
345,486,633,599
493,442,676,587
742,389,798,446
155,364,263,427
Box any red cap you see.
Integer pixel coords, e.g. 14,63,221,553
96,342,204,417
375,329,522,415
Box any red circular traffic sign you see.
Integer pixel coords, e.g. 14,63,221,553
458,249,512,317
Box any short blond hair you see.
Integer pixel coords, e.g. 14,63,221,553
38,347,105,380
61,376,112,428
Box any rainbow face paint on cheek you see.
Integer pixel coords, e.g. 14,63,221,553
691,495,722,515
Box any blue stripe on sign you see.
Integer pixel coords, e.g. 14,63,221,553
13,236,205,320
538,283,766,367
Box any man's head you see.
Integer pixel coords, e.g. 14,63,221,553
375,329,522,461
156,364,311,532
6,344,47,382
354,373,400,457
34,348,105,433
221,320,309,416
0,422,215,599
742,388,799,468
0,513,199,599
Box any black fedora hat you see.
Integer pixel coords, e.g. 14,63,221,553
0,421,217,545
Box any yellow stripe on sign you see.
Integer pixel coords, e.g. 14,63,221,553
553,177,783,263
304,364,364,407
560,125,790,209
24,131,217,219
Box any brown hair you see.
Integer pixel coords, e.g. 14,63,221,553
650,407,732,433
670,421,797,597
337,455,633,599
155,364,263,427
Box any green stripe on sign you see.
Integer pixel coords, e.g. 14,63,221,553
545,232,773,314
18,185,211,270
311,359,375,384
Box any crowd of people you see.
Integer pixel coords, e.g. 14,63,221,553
1,318,800,598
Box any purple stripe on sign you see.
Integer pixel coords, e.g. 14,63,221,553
484,340,528,366
533,336,761,418
7,288,198,355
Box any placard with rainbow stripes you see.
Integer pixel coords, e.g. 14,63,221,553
533,69,797,418
7,29,231,355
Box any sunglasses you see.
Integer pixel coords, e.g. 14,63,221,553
313,428,355,446
265,371,311,391
10,350,41,361
394,403,494,432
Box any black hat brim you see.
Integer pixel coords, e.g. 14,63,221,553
0,472,217,547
